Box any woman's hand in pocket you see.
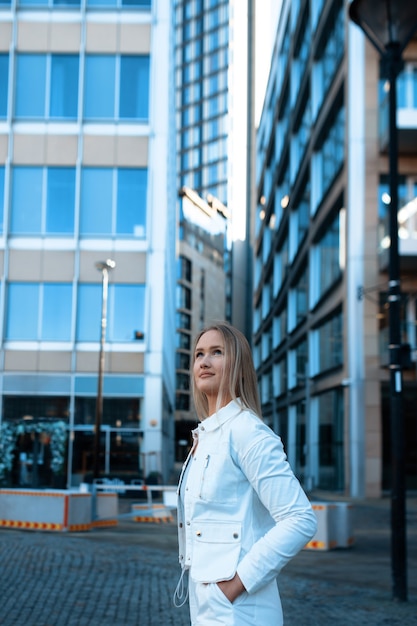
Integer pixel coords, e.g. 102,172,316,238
217,573,246,603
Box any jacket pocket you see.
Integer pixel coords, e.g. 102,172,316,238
190,520,242,583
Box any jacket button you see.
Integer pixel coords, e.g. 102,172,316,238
196,530,202,536
179,522,183,528
186,521,191,526
233,533,239,539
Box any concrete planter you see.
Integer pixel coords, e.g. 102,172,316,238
0,488,118,531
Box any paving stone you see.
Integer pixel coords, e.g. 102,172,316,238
0,496,416,625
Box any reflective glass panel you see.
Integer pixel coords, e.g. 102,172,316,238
15,54,46,118
84,56,116,120
80,168,113,235
116,169,147,236
50,55,79,119
47,168,76,234
76,284,101,341
42,284,73,340
6,284,39,340
0,54,8,118
0,166,4,232
119,56,149,119
10,167,43,234
108,284,145,341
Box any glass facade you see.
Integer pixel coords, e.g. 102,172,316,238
10,166,147,238
0,0,177,490
175,0,229,204
14,54,149,122
256,0,417,496
254,0,346,490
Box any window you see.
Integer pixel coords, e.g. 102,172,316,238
288,266,308,332
87,0,150,6
397,63,417,108
15,54,79,120
175,392,190,411
312,105,345,213
0,166,4,233
310,210,343,305
80,168,147,237
177,256,192,282
176,352,190,370
0,54,9,118
311,310,343,375
317,389,344,490
10,167,76,235
176,331,191,350
6,283,73,341
84,55,149,121
176,284,191,310
76,284,145,342
288,338,308,389
273,309,287,349
312,1,344,118
176,311,191,330
47,168,76,233
19,0,80,6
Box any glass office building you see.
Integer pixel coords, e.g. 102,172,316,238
255,0,417,497
173,0,254,464
0,1,177,488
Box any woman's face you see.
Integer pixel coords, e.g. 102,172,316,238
193,329,229,408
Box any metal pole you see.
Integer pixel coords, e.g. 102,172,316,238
93,266,109,480
387,43,407,602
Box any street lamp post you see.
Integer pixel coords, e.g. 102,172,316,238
349,0,417,603
92,259,116,480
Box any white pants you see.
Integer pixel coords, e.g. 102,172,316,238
188,577,283,626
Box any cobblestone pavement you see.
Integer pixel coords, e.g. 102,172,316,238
0,496,416,625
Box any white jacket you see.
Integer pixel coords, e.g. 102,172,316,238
177,400,317,596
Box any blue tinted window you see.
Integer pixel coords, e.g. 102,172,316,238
86,0,150,5
109,285,145,341
47,168,76,234
0,166,4,232
76,284,101,341
42,284,72,340
6,283,72,340
80,168,113,235
19,0,80,5
80,167,148,237
50,55,79,119
84,55,149,121
0,54,9,118
84,56,116,119
119,56,149,119
10,167,43,234
117,169,147,236
15,54,78,119
11,166,76,235
15,55,46,118
77,284,144,342
122,0,151,5
6,284,39,340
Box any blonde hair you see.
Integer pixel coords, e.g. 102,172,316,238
191,322,262,420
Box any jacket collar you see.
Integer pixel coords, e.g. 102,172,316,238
196,399,243,434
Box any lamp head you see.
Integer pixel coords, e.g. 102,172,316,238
95,259,116,272
349,0,417,57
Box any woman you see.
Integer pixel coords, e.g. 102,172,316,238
174,322,317,625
